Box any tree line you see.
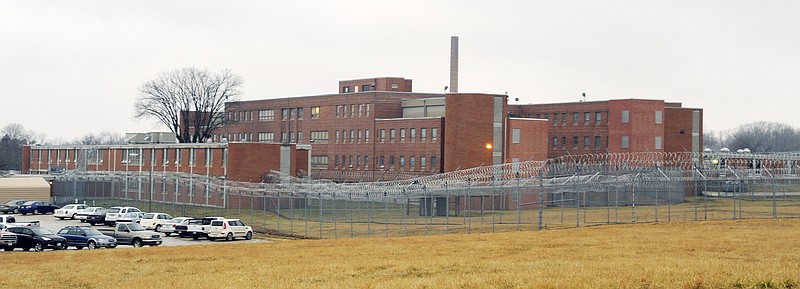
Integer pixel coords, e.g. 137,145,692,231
704,121,800,153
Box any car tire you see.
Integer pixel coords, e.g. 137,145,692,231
245,231,253,240
155,225,161,232
208,237,216,241
165,232,171,237
192,234,200,240
22,247,30,251
71,213,76,220
226,233,234,241
75,246,83,250
34,242,43,252
132,239,143,248
58,217,64,220
109,244,117,249
87,241,96,250
13,208,18,214
3,247,13,251
33,209,39,215
80,220,85,223
21,213,26,216
56,243,66,250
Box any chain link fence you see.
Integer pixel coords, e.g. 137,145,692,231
51,152,800,238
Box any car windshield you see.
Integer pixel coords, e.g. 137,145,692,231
108,208,121,213
211,221,223,226
30,227,55,235
144,213,155,219
83,228,104,236
22,201,37,205
4,200,19,205
127,223,146,231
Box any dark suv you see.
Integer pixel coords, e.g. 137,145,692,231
58,226,117,250
6,227,66,252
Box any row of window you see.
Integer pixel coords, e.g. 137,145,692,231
335,103,371,118
329,155,438,172
534,110,663,126
377,127,438,143
225,106,322,124
33,148,224,168
223,127,440,145
550,136,663,150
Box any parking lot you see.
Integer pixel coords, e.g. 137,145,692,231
3,212,264,251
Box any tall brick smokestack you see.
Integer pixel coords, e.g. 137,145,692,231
450,36,459,93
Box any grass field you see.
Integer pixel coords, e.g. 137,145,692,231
1,219,799,288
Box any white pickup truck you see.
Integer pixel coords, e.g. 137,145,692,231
173,216,223,240
0,215,40,228
0,224,17,250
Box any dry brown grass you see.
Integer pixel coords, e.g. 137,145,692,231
2,219,799,289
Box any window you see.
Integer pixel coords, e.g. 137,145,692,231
310,131,329,143
289,108,295,119
573,112,579,125
189,148,196,166
622,110,630,123
343,105,348,118
584,136,590,149
258,132,274,142
584,112,590,124
348,156,354,168
389,156,395,169
431,156,437,171
410,128,416,142
432,128,438,142
409,156,415,171
553,114,558,126
336,105,341,118
553,137,558,148
175,149,181,166
365,104,370,116
281,132,287,143
281,108,289,120
391,83,399,89
162,148,169,166
562,113,567,125
380,129,386,142
400,128,406,142
595,112,602,124
390,129,396,142
364,156,369,169
289,132,294,142
358,104,364,117
361,84,372,91
334,155,339,167
655,111,663,124
512,129,521,144
335,130,341,143
621,136,630,149
341,156,346,168
399,156,405,170
311,106,320,119
420,156,426,170
205,149,213,167
350,104,355,117
421,128,427,142
561,137,566,149
573,137,579,149
365,129,370,142
311,156,329,167
297,131,303,143
379,156,385,168
297,107,304,119
595,136,601,149
655,136,663,150
357,130,362,143
350,130,355,143
342,86,350,93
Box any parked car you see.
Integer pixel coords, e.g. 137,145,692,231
104,206,141,226
207,219,253,241
160,217,193,237
57,226,117,250
0,224,17,251
0,200,28,214
18,201,59,215
53,204,90,220
174,217,223,239
116,212,145,224
75,207,105,222
139,213,173,231
6,226,66,251
0,215,40,227
97,223,162,247
86,211,107,226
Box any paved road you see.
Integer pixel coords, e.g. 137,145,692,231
3,212,263,251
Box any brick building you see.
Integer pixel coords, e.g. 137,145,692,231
508,99,703,159
216,77,550,181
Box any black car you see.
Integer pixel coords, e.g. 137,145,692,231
5,227,67,252
18,201,59,215
86,211,107,226
0,200,28,214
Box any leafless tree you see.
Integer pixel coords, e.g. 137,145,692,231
725,121,800,152
134,67,243,143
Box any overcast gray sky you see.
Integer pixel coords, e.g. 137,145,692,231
2,1,799,143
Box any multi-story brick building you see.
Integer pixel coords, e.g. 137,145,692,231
508,99,703,159
216,77,550,181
